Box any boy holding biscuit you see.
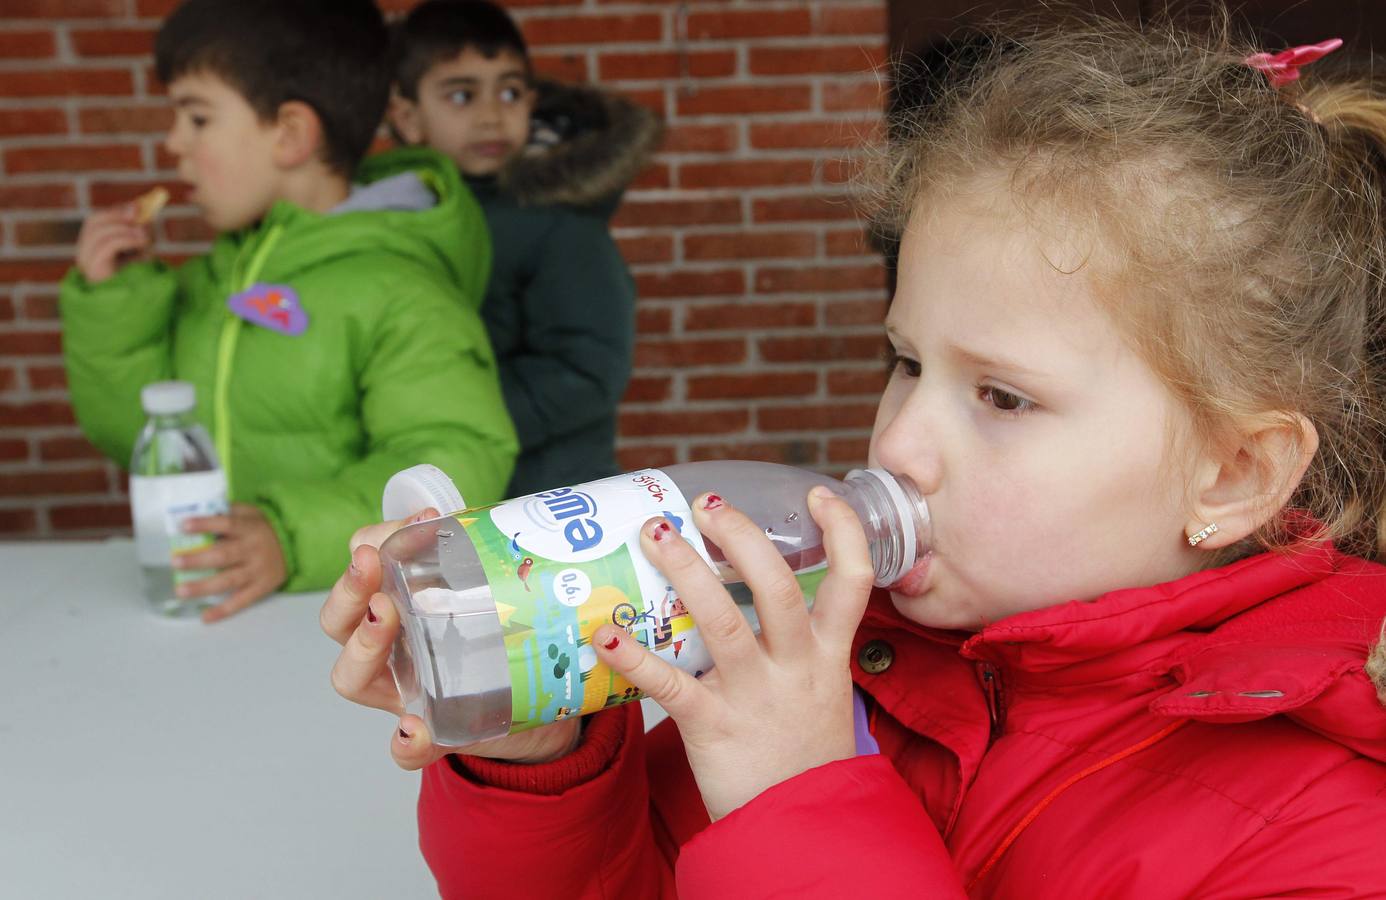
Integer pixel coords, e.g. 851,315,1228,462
61,0,517,621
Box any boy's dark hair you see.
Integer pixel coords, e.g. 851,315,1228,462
391,0,531,101
155,0,389,176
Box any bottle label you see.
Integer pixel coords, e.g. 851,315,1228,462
130,471,229,579
457,469,719,732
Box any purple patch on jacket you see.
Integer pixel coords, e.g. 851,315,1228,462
852,687,879,755
227,284,307,336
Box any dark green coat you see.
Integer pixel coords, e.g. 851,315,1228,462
476,81,661,497
60,147,517,590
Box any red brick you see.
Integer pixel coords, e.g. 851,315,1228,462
70,27,157,57
660,123,738,154
0,259,70,282
0,402,73,427
531,52,589,84
759,334,886,364
616,444,678,471
750,45,886,77
0,68,135,98
525,15,662,46
686,9,812,40
755,264,884,294
749,119,881,150
0,183,76,210
6,0,124,16
827,368,888,396
825,227,874,257
684,301,816,331
0,108,67,137
620,88,667,118
613,198,742,229
752,193,858,223
90,180,191,207
620,408,750,437
634,269,745,299
635,338,745,368
21,295,60,320
51,503,132,531
0,468,108,497
688,440,821,466
598,50,737,81
823,79,887,112
758,402,878,432
5,144,142,174
0,365,16,393
161,215,216,244
684,231,816,261
153,144,178,170
615,234,674,265
635,306,672,334
677,84,812,117
0,31,57,58
14,218,82,248
78,105,173,134
135,0,179,13
827,436,872,463
0,330,62,356
825,297,887,325
0,508,39,534
630,163,672,190
623,376,672,403
821,156,867,186
0,439,28,461
27,365,67,390
0,297,13,322
818,4,888,36
678,158,815,190
39,436,104,462
686,371,817,400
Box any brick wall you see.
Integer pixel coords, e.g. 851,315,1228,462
0,0,889,539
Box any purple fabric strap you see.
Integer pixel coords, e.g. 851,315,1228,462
852,687,880,756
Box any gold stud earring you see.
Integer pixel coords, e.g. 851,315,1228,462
1187,523,1219,547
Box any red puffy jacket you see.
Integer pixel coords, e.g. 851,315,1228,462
419,543,1386,898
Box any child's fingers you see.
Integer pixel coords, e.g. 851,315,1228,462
390,714,441,771
174,564,244,600
806,487,875,653
329,592,404,713
638,516,763,680
181,513,234,536
201,578,271,623
171,540,233,574
349,507,439,553
690,492,813,657
593,625,710,723
320,544,383,644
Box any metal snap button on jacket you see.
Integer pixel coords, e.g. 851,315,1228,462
858,639,894,674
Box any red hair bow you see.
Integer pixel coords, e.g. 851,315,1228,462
1244,38,1343,89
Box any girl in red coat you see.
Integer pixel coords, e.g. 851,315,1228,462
323,13,1386,898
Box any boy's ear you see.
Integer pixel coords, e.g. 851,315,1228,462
387,92,424,146
1186,413,1319,550
272,100,325,170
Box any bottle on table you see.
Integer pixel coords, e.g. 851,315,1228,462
378,460,930,746
129,381,227,617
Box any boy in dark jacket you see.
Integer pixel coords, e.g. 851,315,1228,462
61,0,516,620
388,0,660,496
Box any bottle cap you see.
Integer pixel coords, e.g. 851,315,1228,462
140,380,195,416
381,464,467,521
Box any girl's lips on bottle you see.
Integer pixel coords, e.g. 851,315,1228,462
887,553,932,597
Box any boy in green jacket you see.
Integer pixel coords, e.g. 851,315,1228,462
60,0,517,621
388,0,660,497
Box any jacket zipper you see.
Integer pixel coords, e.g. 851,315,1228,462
978,662,1006,744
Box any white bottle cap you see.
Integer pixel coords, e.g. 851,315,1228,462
140,380,195,416
381,464,467,521
851,467,919,586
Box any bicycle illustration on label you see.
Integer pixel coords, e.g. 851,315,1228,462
612,585,695,657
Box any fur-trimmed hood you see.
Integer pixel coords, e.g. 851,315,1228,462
498,80,663,212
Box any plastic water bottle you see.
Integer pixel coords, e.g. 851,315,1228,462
377,460,930,747
128,381,228,617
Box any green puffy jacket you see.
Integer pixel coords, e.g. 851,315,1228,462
60,147,518,591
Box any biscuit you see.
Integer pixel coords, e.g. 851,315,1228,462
133,186,169,224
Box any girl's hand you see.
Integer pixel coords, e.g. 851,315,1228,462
595,487,873,821
74,203,151,283
175,503,288,623
322,511,581,770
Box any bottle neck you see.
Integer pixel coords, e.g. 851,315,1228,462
841,469,931,588
148,410,195,430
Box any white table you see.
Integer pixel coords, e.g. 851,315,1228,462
0,539,440,899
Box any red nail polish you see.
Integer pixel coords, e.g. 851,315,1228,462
349,561,362,579
651,520,672,542
366,603,379,624
703,494,724,510
397,727,411,743
602,633,620,650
